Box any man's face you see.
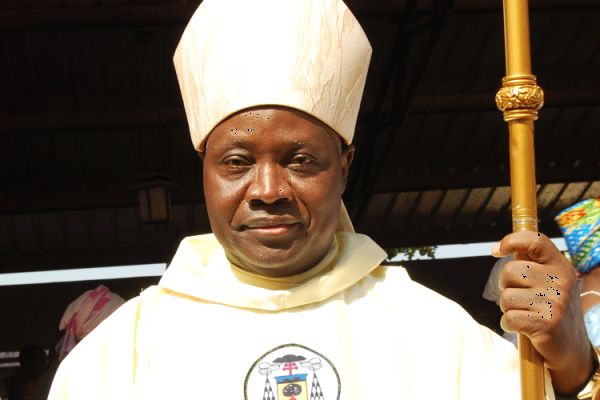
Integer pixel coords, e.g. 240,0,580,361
203,106,354,277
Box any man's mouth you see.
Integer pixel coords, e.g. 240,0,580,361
241,218,300,233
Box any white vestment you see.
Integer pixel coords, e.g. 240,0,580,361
49,232,553,399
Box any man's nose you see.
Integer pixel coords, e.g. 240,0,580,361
247,163,293,204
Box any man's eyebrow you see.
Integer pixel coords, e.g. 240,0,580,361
205,136,246,152
228,126,258,133
220,137,250,150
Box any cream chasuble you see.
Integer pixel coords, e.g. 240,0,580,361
49,232,541,399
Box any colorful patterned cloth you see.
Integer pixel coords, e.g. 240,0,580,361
555,198,600,273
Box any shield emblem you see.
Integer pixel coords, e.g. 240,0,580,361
244,344,340,400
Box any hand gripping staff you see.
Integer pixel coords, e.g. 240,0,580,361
495,1,545,399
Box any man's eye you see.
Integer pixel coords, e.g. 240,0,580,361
290,155,314,165
223,156,250,168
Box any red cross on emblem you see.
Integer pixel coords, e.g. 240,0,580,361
282,362,298,375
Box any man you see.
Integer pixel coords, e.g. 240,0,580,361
48,0,597,398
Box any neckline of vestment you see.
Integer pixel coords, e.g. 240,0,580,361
158,232,387,311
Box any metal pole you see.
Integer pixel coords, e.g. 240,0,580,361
495,0,545,399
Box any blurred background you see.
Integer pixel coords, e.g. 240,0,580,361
0,0,598,396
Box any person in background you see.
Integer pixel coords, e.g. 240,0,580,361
16,285,127,400
5,345,48,400
556,198,600,347
55,285,125,361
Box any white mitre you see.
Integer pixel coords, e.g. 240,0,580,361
174,0,372,233
173,0,372,150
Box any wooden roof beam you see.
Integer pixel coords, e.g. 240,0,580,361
454,0,600,12
0,108,186,134
1,1,596,32
2,89,597,135
409,89,600,114
367,219,562,248
376,170,600,193
0,190,203,215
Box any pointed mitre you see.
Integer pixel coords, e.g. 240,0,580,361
173,0,372,151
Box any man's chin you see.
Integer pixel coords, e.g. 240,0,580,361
228,247,310,278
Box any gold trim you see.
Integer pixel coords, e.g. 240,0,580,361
511,205,538,232
495,75,544,122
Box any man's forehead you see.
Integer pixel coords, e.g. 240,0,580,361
204,107,341,152
224,106,308,122
219,107,326,134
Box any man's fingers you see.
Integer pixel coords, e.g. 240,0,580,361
500,307,561,336
492,231,561,265
499,288,530,312
498,259,550,290
500,287,562,314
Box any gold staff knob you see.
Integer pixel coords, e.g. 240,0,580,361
495,73,544,122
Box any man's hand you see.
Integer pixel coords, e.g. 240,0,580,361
493,231,595,395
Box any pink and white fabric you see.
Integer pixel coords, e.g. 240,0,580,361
56,285,125,360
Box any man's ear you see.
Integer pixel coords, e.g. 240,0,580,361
340,145,355,188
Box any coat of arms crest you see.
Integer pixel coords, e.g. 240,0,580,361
244,344,340,400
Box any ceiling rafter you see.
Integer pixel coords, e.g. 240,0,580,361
377,169,600,193
0,0,597,33
1,90,598,135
